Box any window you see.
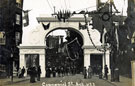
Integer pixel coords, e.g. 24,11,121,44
16,14,21,25
16,0,22,8
0,31,6,45
15,32,20,45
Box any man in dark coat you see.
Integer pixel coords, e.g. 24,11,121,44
21,66,25,78
104,65,108,80
46,67,51,78
37,66,41,81
61,66,64,77
83,67,87,79
52,66,56,77
57,66,61,77
28,67,37,83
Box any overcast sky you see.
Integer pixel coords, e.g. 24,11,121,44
22,0,128,41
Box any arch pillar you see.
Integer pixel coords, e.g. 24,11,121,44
84,48,91,69
18,46,46,77
39,54,46,77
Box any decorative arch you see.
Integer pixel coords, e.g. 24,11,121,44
44,27,84,46
19,16,110,78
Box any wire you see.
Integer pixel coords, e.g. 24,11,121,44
60,0,62,9
64,0,67,10
46,0,54,12
74,5,96,12
67,0,71,9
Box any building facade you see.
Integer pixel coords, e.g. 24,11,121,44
0,0,23,77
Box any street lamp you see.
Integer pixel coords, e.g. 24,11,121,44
10,53,13,82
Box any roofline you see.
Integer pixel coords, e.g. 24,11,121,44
36,17,92,22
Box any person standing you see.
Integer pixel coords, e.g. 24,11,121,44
61,66,64,77
21,66,25,78
88,66,92,79
52,66,56,77
28,67,35,83
48,67,51,78
57,66,61,77
29,67,37,83
104,65,108,80
37,66,41,81
83,67,87,79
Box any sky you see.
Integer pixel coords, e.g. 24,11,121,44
22,0,128,42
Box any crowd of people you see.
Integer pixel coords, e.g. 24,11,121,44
46,66,77,78
83,65,109,80
17,65,108,83
18,66,41,83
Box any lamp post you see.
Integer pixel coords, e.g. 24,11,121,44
10,53,13,82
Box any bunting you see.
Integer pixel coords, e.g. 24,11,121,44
23,10,31,27
42,23,50,30
66,38,82,61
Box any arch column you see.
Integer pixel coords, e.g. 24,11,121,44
40,54,46,77
19,54,26,76
18,46,46,77
84,48,90,69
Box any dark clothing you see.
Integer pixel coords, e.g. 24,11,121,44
37,66,41,81
21,68,25,77
52,67,56,77
61,67,64,77
83,68,87,79
105,65,108,80
46,67,51,78
28,67,37,83
57,67,61,77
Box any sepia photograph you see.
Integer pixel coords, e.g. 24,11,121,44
0,0,134,86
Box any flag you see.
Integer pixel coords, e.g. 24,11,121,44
42,23,50,30
67,38,82,60
23,10,31,27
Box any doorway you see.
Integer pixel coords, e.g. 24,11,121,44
90,54,103,75
25,54,39,68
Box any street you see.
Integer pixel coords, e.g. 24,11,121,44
0,74,120,86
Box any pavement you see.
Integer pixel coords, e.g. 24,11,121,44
0,74,132,86
106,75,132,86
